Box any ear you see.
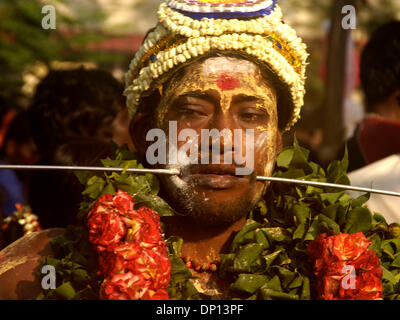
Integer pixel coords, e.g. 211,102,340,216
129,112,154,158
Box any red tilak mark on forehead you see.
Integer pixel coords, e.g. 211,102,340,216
216,73,240,91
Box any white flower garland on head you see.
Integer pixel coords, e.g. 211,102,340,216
124,1,309,131
166,0,275,14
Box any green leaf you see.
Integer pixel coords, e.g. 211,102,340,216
293,223,306,240
264,250,283,269
336,205,348,226
292,205,310,225
338,193,353,205
255,229,270,248
341,144,349,172
43,257,61,269
351,194,370,208
261,227,291,244
74,171,95,185
277,168,306,179
276,148,294,169
293,135,310,159
54,282,76,299
168,255,193,283
251,200,268,219
382,266,397,285
264,275,282,291
322,204,340,221
373,213,387,224
100,183,116,196
343,207,372,234
271,266,296,288
290,137,313,174
320,192,343,205
231,220,261,252
230,274,269,294
182,281,202,300
382,239,400,253
233,243,264,273
146,173,160,195
72,269,89,283
259,287,299,300
391,255,400,268
327,159,347,185
368,233,382,257
167,236,183,256
318,214,340,235
133,193,176,217
276,251,291,266
304,219,323,241
309,161,323,175
82,176,106,200
219,253,236,276
287,275,303,290
300,277,310,300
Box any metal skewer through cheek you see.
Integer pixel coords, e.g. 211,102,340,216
1,164,399,198
256,176,400,198
0,164,180,176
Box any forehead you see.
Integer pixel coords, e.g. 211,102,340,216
197,56,259,76
156,55,278,122
165,56,275,96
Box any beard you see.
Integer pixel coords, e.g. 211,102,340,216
159,174,262,227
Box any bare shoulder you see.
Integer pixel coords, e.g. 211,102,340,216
0,228,65,299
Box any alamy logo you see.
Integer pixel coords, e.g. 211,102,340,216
41,5,56,30
41,265,56,290
146,121,255,175
341,265,356,290
342,5,356,30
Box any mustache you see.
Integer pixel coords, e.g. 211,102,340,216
180,164,252,177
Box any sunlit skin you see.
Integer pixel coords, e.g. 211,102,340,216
137,57,280,259
156,56,279,222
131,56,282,295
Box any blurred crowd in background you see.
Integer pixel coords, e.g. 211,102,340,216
1,0,400,248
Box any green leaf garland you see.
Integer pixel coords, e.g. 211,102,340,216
37,142,400,300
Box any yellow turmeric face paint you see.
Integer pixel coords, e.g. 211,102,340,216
152,56,280,224
158,57,277,119
157,56,278,187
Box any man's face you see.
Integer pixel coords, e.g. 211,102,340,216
152,56,279,226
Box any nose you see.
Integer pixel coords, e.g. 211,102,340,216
200,112,237,164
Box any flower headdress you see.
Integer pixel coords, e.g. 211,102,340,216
124,0,309,131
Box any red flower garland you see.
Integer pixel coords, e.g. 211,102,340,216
87,190,171,300
307,232,383,300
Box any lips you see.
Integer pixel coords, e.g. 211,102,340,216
179,165,249,189
187,164,239,175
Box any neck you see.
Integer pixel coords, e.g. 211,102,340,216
163,216,246,266
373,90,400,122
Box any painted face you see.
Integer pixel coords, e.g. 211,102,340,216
155,56,279,225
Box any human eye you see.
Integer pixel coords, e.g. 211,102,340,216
177,104,208,118
238,108,268,124
240,112,263,122
166,95,213,125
